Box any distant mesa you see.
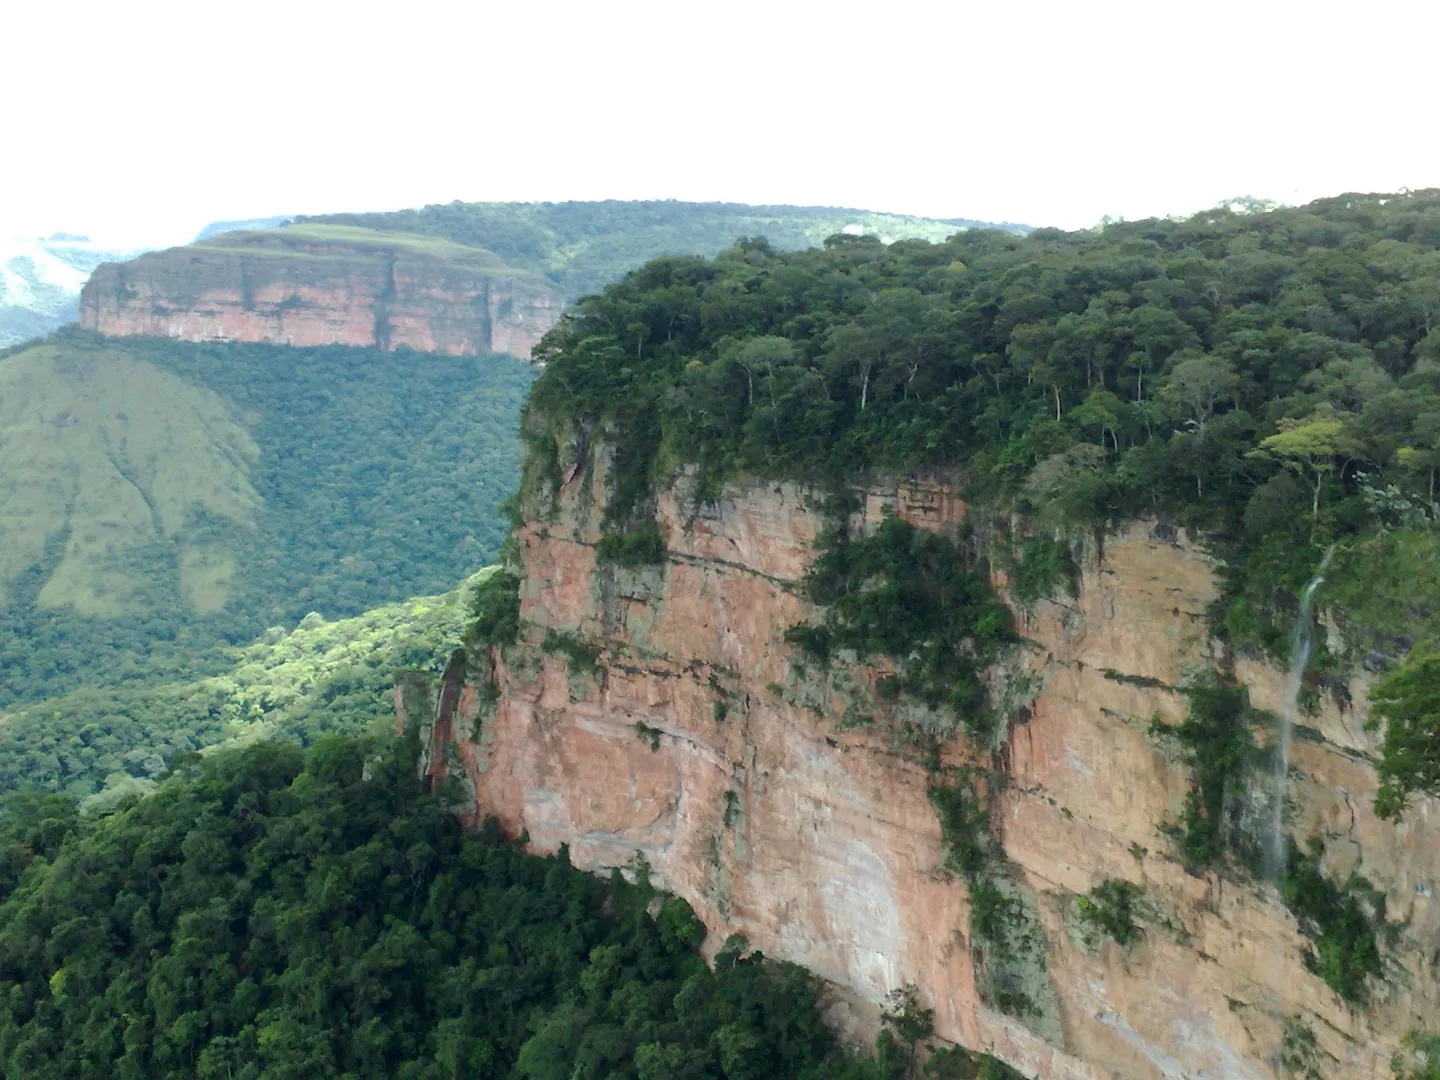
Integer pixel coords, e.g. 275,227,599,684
77,202,1032,361
79,224,563,360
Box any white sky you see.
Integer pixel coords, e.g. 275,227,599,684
7,0,1440,248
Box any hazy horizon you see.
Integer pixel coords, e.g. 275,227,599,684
11,0,1440,248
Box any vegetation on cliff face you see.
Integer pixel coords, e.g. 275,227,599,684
521,190,1440,815
1370,640,1440,818
1155,676,1387,1004
467,567,521,650
929,775,1060,1038
1073,880,1145,948
1280,838,1388,1006
1157,677,1269,869
788,516,1014,741
297,200,1022,302
875,987,1025,1080
0,332,533,709
1393,1031,1440,1080
0,731,1009,1080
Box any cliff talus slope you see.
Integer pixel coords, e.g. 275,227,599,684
79,225,560,359
407,459,1440,1080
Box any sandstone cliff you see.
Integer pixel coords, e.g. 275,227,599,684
78,224,561,360
402,451,1440,1080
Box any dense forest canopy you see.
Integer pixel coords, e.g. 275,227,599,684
10,195,1440,1075
0,571,476,803
524,190,1440,808
295,201,1026,302
0,733,1018,1079
0,332,533,707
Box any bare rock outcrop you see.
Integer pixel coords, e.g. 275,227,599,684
405,456,1440,1079
79,225,561,360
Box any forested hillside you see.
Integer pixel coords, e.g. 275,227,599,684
0,732,1020,1079
10,193,1440,1078
0,331,533,706
0,570,476,803
525,189,1440,818
297,201,1025,301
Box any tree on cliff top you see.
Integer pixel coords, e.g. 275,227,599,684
1249,409,1349,527
520,188,1440,817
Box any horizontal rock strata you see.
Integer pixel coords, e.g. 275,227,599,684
79,227,561,359
407,458,1440,1079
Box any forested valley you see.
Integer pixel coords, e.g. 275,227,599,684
0,731,1019,1079
0,328,529,719
0,573,475,804
0,329,532,805
9,191,1440,1078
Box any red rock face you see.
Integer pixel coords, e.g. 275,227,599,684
406,453,1440,1079
78,235,562,360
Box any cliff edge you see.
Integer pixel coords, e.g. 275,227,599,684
78,224,561,359
402,452,1440,1080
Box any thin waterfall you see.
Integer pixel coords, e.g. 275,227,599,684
1265,550,1333,880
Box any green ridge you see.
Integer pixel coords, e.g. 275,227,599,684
192,223,538,276
298,200,1017,300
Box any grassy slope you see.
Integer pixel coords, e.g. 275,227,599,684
297,200,1013,299
0,340,259,615
194,222,535,275
0,568,482,802
0,331,534,707
102,223,554,305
